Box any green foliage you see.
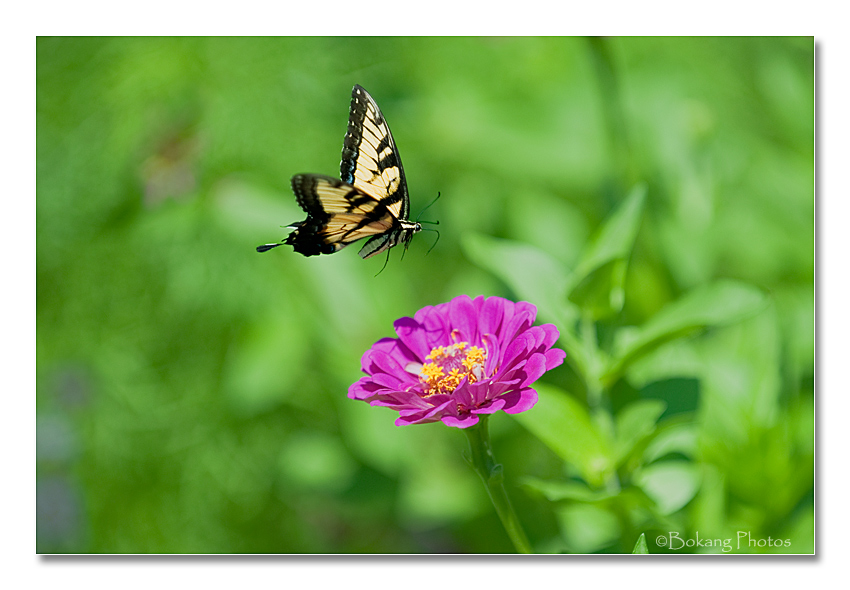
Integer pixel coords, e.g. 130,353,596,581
567,184,646,319
37,37,813,553
513,384,614,488
604,280,768,385
632,533,649,554
505,180,810,553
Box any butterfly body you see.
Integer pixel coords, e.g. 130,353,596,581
258,85,422,259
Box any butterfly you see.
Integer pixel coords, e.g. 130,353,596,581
258,85,437,263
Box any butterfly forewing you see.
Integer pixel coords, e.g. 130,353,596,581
341,85,410,221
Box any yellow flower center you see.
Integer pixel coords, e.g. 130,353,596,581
419,341,487,396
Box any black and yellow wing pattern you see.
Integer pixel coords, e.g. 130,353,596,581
257,85,421,259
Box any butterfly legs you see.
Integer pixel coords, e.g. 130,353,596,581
374,248,392,277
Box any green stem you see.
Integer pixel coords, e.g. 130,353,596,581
463,416,532,554
581,313,603,409
586,36,634,190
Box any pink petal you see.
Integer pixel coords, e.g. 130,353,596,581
418,306,451,349
500,301,536,340
348,377,383,400
370,372,404,389
395,399,455,425
500,334,534,373
524,325,547,350
472,378,520,402
472,398,506,414
369,349,416,383
441,414,480,428
413,304,435,324
360,339,392,373
544,348,566,370
538,323,561,351
478,297,505,341
481,333,501,376
393,316,430,361
449,295,478,343
520,352,548,388
361,338,420,375
514,301,538,323
451,378,475,407
472,295,486,315
501,387,539,414
395,414,441,426
467,381,491,406
370,391,431,409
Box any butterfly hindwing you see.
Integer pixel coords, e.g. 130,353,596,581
284,174,396,257
257,85,422,260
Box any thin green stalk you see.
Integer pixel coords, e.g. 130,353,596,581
463,416,532,554
581,312,603,409
586,36,635,190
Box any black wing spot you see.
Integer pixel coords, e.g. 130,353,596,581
377,153,395,172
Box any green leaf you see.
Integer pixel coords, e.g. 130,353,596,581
556,503,621,553
643,422,699,464
512,383,613,487
461,233,584,372
462,233,574,326
635,461,701,515
571,184,648,282
603,279,768,384
568,183,647,318
632,533,649,554
521,477,617,503
568,259,627,320
614,399,667,465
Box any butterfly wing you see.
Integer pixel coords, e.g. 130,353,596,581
282,174,397,257
341,84,410,222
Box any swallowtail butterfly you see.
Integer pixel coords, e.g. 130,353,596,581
257,85,429,261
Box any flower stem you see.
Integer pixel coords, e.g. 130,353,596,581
581,312,603,409
463,416,533,554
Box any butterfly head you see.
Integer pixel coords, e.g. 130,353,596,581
398,220,422,251
405,222,422,248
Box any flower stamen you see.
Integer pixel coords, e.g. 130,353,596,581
419,342,487,396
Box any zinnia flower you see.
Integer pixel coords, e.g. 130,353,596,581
348,295,566,428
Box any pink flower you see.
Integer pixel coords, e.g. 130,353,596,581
348,295,566,428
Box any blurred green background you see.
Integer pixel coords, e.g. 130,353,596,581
36,37,813,554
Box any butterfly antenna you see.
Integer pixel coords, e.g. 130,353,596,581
415,191,442,223
422,227,441,255
374,248,391,277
